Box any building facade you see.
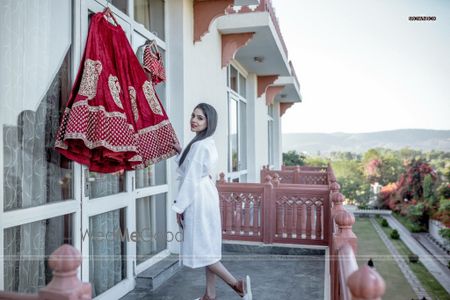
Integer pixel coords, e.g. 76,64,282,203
0,0,300,298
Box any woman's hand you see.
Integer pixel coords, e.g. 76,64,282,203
172,140,182,154
176,213,184,229
172,136,182,154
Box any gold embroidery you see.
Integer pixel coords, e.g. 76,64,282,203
129,86,139,122
79,59,102,100
142,81,163,116
108,75,124,109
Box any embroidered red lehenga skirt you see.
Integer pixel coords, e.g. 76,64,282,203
55,12,178,173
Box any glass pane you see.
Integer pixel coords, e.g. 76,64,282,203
134,0,165,40
88,171,125,199
229,66,238,92
89,209,126,297
111,0,128,15
4,214,73,293
239,101,247,171
136,194,167,264
239,73,246,98
3,51,73,211
229,99,238,172
135,159,166,188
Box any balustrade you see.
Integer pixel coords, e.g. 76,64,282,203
0,245,91,300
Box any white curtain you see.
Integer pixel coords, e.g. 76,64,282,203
3,58,70,292
89,212,123,296
136,194,167,264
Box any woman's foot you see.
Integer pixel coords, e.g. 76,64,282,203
230,276,252,299
244,275,252,300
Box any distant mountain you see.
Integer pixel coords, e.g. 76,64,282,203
282,129,450,154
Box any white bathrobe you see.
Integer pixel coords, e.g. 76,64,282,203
171,137,222,268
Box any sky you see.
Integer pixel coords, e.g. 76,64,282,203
271,0,450,133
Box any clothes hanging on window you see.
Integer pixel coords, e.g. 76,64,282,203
55,11,178,173
142,41,166,84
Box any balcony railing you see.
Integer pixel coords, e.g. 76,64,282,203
261,165,328,185
218,174,331,246
0,245,92,300
218,165,386,300
225,0,289,58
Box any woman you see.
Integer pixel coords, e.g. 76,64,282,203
172,103,252,300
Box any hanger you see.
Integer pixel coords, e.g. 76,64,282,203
145,39,159,55
103,5,118,26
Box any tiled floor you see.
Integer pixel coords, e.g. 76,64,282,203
121,245,325,300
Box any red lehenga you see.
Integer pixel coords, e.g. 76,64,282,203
55,11,178,173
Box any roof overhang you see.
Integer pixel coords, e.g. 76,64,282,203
216,12,290,76
272,76,302,103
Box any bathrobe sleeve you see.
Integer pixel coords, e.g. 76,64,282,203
171,143,209,214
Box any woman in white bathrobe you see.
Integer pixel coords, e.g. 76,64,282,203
172,103,252,300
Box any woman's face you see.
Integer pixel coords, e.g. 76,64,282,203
190,108,207,133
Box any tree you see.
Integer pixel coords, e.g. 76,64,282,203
282,150,306,166
423,174,437,206
332,160,369,205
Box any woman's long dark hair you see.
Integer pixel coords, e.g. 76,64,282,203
178,103,218,166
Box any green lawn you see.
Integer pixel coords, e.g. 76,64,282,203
376,217,450,300
353,217,416,300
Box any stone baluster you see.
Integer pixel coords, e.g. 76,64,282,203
331,210,357,300
271,173,280,187
218,172,226,184
347,265,386,300
331,190,345,218
39,244,91,300
334,210,357,251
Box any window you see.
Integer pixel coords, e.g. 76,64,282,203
111,0,128,14
227,65,246,98
136,193,167,263
227,65,247,182
134,0,165,40
229,65,238,92
3,52,73,211
89,209,127,297
4,214,73,293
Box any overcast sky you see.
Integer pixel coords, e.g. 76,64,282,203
272,0,450,133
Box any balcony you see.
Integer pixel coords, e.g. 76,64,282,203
217,0,291,76
120,165,385,300
194,0,301,109
0,166,385,300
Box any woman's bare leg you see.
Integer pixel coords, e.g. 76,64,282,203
205,266,216,298
207,261,238,287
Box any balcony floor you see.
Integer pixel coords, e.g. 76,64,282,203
121,243,326,300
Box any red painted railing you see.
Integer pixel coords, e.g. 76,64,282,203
261,165,328,185
225,0,288,57
281,164,327,172
0,245,91,300
218,180,271,242
219,165,386,299
218,172,331,246
328,167,386,300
